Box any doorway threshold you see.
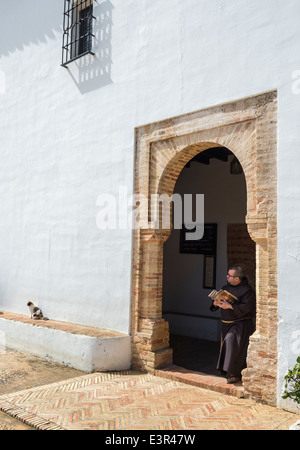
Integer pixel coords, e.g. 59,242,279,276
154,364,245,399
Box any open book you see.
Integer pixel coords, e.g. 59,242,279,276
208,289,238,304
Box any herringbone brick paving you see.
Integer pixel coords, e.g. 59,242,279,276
0,371,299,430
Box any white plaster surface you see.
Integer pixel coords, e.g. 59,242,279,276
0,317,131,373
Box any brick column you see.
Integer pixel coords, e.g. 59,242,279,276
227,223,256,289
131,229,172,371
243,214,277,405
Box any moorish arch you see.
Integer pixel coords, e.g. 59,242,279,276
130,91,277,405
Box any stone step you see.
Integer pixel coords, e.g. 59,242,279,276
155,364,245,398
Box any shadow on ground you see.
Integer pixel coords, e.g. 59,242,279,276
170,334,220,375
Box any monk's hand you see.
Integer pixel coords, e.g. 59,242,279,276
213,299,223,307
219,301,233,310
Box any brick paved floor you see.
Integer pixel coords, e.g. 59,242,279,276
0,370,299,430
0,340,299,431
0,348,84,429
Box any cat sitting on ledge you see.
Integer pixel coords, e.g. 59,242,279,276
27,301,49,320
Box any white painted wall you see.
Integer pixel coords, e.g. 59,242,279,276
0,0,300,408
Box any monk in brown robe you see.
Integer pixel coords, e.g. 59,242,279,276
210,266,256,384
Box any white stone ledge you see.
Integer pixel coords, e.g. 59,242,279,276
0,312,131,373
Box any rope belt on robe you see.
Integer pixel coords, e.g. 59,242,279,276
221,316,252,323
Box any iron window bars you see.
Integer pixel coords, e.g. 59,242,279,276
62,0,95,67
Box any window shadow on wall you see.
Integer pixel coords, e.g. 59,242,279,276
66,0,114,94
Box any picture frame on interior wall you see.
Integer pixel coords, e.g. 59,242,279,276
203,255,216,289
180,223,217,254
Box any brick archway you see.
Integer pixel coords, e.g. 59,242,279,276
131,91,277,405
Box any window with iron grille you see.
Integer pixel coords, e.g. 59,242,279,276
62,0,95,67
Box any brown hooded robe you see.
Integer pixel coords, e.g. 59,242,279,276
210,279,256,378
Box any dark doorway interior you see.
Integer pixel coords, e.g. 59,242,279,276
163,147,250,376
170,334,220,376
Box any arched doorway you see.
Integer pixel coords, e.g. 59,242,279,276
162,147,255,375
131,91,277,405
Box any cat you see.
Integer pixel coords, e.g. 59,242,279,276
27,301,49,320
